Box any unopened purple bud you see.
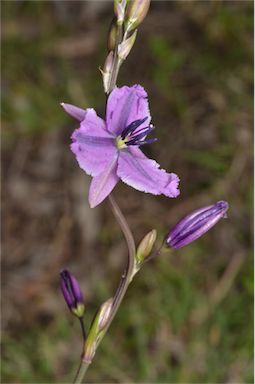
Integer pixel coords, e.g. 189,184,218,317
60,269,85,317
166,201,229,249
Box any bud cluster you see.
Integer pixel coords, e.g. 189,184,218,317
101,0,151,94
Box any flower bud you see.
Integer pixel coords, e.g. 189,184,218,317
100,51,114,94
118,29,137,60
114,0,127,24
82,298,114,363
108,19,118,51
103,51,114,74
60,269,85,318
166,201,229,249
125,0,151,32
136,229,157,262
97,298,114,331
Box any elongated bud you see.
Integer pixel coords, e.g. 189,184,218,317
114,0,127,24
108,19,118,51
60,269,85,318
118,29,137,60
103,51,114,73
166,201,229,249
83,298,114,363
100,51,114,93
125,0,151,32
97,298,114,331
136,229,157,262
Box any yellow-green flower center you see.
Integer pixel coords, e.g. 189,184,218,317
116,136,127,149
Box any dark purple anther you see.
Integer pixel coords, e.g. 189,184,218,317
60,269,85,317
120,116,157,146
166,201,229,249
121,117,148,139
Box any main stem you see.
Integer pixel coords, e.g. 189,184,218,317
73,16,136,383
73,360,90,384
108,194,136,316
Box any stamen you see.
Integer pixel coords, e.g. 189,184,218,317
120,117,157,148
128,138,158,146
132,125,155,137
121,117,148,139
126,126,155,145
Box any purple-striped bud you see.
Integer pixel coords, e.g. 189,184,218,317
60,269,85,318
166,201,229,249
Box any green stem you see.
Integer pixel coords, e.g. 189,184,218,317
73,360,90,384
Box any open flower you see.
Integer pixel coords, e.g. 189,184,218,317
62,85,180,208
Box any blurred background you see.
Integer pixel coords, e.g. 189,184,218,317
1,1,253,383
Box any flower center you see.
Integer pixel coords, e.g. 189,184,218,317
116,137,128,149
116,117,157,149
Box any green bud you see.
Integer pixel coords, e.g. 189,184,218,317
118,29,137,60
97,298,114,331
83,298,113,363
126,0,151,32
136,229,157,262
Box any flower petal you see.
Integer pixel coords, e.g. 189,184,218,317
89,154,119,208
106,85,151,136
71,109,117,177
117,148,180,198
61,102,87,121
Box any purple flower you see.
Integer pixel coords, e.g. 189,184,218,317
61,85,180,208
166,201,229,249
60,269,85,317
